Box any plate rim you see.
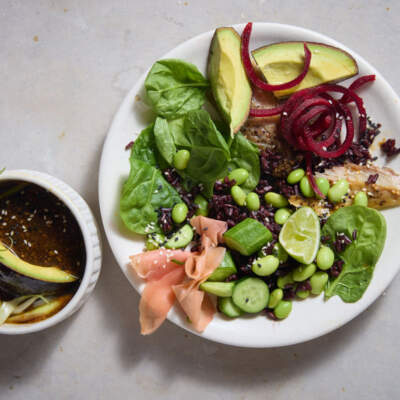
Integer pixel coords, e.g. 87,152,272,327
98,22,400,348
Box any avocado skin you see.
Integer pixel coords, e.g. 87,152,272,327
0,262,77,300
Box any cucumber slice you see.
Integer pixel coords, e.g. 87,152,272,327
199,281,235,297
165,224,194,249
223,218,272,256
218,297,244,318
232,277,269,313
146,233,166,250
207,251,237,281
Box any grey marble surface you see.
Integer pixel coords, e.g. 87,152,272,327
1,1,400,399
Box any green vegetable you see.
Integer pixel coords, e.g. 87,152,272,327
130,124,167,169
146,233,166,250
180,110,231,197
300,176,314,198
316,246,335,270
327,179,349,203
251,255,279,277
287,168,305,184
274,208,292,225
144,59,209,119
293,263,317,282
228,168,249,185
227,133,260,192
223,218,273,256
354,191,368,207
297,290,310,299
165,224,194,249
264,192,289,208
154,117,177,164
231,185,246,206
273,242,288,263
268,288,283,309
218,297,243,318
277,272,294,289
120,157,181,235
274,300,292,319
173,149,191,170
208,251,237,281
200,281,235,297
246,192,260,211
194,194,209,216
232,277,269,313
322,206,386,302
310,271,329,295
172,203,188,224
316,177,330,198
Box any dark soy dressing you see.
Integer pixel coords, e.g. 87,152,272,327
0,180,86,321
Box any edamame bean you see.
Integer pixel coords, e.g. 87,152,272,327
327,179,349,203
316,177,330,198
246,192,260,211
310,271,329,295
228,168,249,185
194,194,208,216
296,290,310,299
268,288,283,309
274,300,292,319
287,168,305,184
231,185,246,206
277,272,294,289
354,191,368,207
274,208,292,225
251,255,280,277
300,176,314,198
273,242,288,263
173,150,190,170
172,203,188,224
293,263,317,282
316,246,335,270
264,192,289,208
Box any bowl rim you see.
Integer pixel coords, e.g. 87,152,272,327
0,169,100,334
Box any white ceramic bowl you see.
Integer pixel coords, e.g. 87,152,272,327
0,169,102,334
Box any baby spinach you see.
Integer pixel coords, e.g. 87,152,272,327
120,156,181,235
227,133,260,192
154,117,176,164
145,59,209,119
180,109,231,197
322,206,387,303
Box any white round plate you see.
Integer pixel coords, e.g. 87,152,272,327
99,23,400,348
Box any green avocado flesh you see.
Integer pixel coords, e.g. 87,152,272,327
252,41,358,98
0,243,77,283
208,27,252,133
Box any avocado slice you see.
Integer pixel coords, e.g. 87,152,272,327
0,243,78,283
252,41,358,98
207,27,252,134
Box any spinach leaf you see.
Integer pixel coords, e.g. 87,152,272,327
168,118,190,147
131,123,168,170
180,110,231,197
322,205,387,303
154,117,176,164
144,59,209,119
228,133,260,192
120,157,181,235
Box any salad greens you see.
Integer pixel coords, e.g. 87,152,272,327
144,59,209,119
228,132,260,193
154,117,176,165
120,156,181,235
323,205,387,302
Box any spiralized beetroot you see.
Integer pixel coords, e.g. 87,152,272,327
240,22,376,198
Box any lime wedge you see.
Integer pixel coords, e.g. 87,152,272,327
279,207,320,265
